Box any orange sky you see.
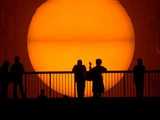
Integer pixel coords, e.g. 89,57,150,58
28,0,135,96
0,0,160,96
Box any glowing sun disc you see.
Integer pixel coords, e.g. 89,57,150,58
28,0,135,97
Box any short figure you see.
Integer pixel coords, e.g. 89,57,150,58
90,59,107,97
72,60,86,98
133,58,146,99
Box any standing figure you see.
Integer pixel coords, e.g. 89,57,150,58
90,59,107,97
72,60,86,98
133,58,146,99
10,56,26,98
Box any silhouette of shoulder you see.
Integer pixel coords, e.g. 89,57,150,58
100,66,107,72
72,65,86,72
90,66,107,73
11,63,24,73
133,65,145,72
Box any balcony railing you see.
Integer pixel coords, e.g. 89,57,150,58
15,70,160,98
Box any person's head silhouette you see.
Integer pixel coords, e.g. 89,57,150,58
137,58,143,65
77,59,82,66
96,59,102,66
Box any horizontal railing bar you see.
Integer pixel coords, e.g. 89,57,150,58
5,70,159,97
22,70,160,74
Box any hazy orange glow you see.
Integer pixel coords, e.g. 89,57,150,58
28,0,135,97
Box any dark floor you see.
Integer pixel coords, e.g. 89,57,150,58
0,97,160,114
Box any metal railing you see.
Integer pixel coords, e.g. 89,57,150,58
13,70,160,98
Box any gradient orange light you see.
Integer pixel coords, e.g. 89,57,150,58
28,0,135,97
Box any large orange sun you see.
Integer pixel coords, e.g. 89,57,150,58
28,0,135,97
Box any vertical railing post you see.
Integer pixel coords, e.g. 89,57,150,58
147,71,150,97
24,72,27,98
123,72,126,97
49,72,52,97
73,73,76,98
74,82,76,98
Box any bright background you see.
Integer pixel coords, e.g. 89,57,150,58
28,0,134,96
0,0,160,96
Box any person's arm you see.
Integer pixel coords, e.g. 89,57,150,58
89,62,92,70
72,65,76,73
84,65,87,72
102,67,107,72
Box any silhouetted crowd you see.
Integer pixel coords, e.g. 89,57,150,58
72,59,107,98
72,58,146,99
0,56,146,99
0,56,26,99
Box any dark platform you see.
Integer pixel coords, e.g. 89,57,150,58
0,97,160,114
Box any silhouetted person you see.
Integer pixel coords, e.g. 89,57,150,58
10,56,26,98
133,58,146,99
72,60,86,98
89,59,107,97
0,60,10,98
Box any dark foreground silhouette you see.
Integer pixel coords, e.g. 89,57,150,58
72,59,86,98
133,58,146,99
0,97,160,113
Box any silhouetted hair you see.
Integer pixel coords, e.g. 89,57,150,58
96,59,102,66
77,59,82,65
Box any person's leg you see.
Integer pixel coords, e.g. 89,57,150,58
135,81,140,98
137,84,143,100
97,92,101,97
77,82,80,98
93,91,99,98
13,82,18,98
136,85,138,97
93,92,96,97
19,80,26,98
140,81,144,98
78,81,86,98
77,82,83,98
81,81,85,97
0,82,5,98
3,82,8,98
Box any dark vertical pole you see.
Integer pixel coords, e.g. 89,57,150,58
49,73,52,97
64,74,66,96
123,72,126,97
24,73,27,98
147,71,150,97
126,72,128,96
74,74,76,98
